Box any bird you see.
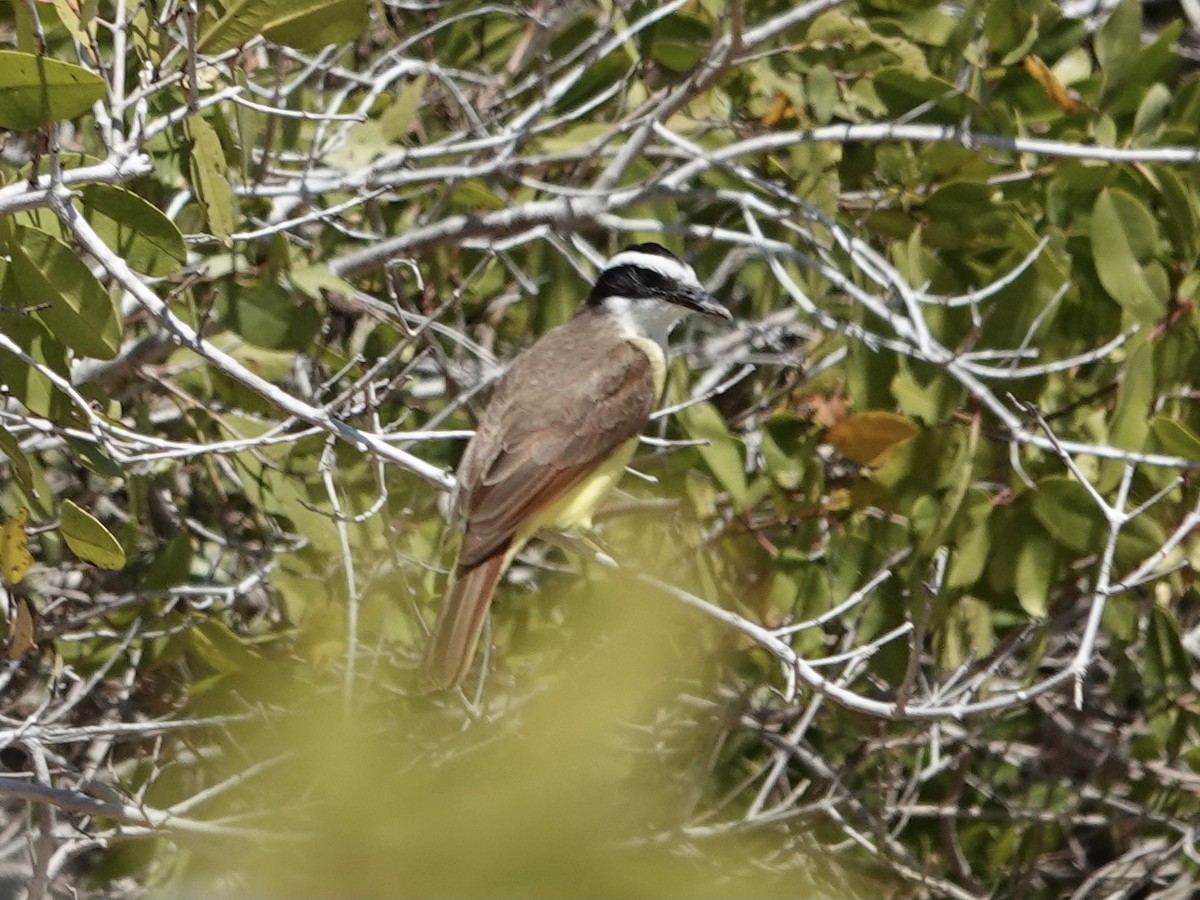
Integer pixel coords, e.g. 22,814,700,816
420,242,731,691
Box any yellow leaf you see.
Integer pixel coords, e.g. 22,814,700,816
0,507,33,585
1023,55,1085,112
6,598,35,659
826,411,920,465
761,90,794,126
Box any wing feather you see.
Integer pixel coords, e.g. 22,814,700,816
455,318,657,569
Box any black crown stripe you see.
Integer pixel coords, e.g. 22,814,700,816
588,263,685,306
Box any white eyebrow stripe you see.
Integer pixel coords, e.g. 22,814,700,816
602,251,699,287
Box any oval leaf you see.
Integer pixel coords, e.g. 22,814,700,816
216,282,321,350
1145,607,1189,690
0,427,33,493
262,0,369,51
10,225,120,360
0,507,33,585
1107,341,1154,452
827,411,920,465
1029,476,1106,554
80,185,187,276
198,0,367,54
1091,188,1165,324
185,116,234,241
60,499,126,570
645,14,710,74
1095,0,1141,96
51,0,93,46
0,50,105,131
1014,531,1054,618
0,267,69,417
1149,415,1200,461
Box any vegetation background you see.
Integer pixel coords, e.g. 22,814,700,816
0,0,1198,897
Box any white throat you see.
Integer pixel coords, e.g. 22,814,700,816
601,295,689,349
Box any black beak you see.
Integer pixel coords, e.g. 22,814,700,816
675,285,732,320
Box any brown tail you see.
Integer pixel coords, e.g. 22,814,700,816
420,551,508,691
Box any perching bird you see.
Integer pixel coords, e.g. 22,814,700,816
421,243,731,690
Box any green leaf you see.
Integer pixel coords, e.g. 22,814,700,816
0,50,105,131
11,150,104,185
450,179,506,211
1030,476,1106,554
1095,0,1142,99
1131,82,1171,141
0,427,33,492
645,14,710,73
678,401,748,511
908,494,939,544
144,534,194,591
537,122,614,155
198,0,368,54
872,67,976,123
760,414,808,490
1157,167,1200,258
1102,595,1137,642
945,498,990,590
1149,415,1200,461
1115,511,1167,568
890,360,955,422
263,0,369,51
1091,188,1166,325
51,0,97,47
916,422,979,556
981,0,1034,60
79,185,187,277
1014,531,1054,617
894,5,957,47
288,264,358,301
216,282,322,351
940,595,994,668
1106,188,1160,262
1098,340,1156,492
923,180,1011,249
806,65,839,124
1108,341,1154,452
60,499,126,570
380,74,428,143
65,435,123,478
325,120,390,172
997,20,1039,67
9,225,120,360
863,0,940,11
185,115,234,241
554,54,630,116
0,277,67,418
232,451,336,552
1145,607,1189,690
188,620,261,675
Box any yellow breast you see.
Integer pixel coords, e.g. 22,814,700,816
509,335,665,554
520,436,640,543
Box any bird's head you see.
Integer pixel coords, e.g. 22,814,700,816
587,242,730,344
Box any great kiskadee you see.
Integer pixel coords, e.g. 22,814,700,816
420,243,731,691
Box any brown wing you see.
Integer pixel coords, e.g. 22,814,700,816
455,313,658,569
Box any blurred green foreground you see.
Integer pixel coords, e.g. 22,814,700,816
159,574,869,899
